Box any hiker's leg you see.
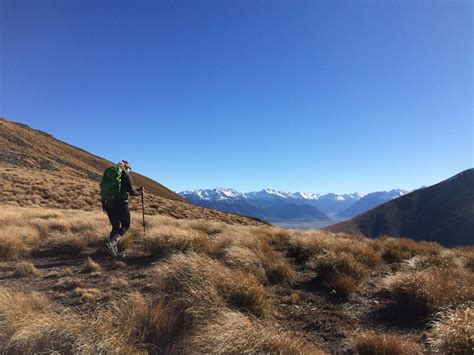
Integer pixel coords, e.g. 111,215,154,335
106,206,121,238
117,204,131,236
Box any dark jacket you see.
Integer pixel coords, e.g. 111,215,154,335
120,171,142,202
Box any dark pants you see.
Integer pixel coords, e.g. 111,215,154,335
106,201,130,241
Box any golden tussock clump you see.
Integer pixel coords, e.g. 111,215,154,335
154,253,271,319
10,261,40,277
82,257,101,273
0,288,81,354
53,278,82,292
183,309,320,354
73,287,103,302
0,207,108,260
185,219,223,236
354,331,421,354
0,288,155,353
0,225,40,260
427,303,474,354
377,237,442,264
219,234,296,285
110,277,129,288
386,267,474,317
145,226,212,257
307,251,369,298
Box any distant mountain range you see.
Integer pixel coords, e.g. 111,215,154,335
179,188,407,223
337,189,408,218
326,169,474,247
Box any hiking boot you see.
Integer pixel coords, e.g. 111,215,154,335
105,240,118,257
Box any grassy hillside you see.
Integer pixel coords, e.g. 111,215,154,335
1,205,472,353
0,117,183,202
326,169,474,247
0,118,264,226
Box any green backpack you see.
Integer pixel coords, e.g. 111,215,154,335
100,166,127,200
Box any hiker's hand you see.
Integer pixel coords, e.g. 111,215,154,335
139,186,145,194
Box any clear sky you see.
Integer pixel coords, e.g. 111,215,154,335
1,0,472,194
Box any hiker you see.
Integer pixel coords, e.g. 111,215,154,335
100,160,144,257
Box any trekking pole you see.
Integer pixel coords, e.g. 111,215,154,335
141,191,147,253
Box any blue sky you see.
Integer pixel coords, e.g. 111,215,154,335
1,0,472,194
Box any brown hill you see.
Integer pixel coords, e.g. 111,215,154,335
325,169,474,247
0,117,263,225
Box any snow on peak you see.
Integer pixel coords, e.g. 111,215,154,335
180,188,244,201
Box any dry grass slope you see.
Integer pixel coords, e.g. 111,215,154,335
0,205,472,353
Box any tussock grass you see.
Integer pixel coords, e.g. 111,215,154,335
110,277,129,288
0,207,108,259
466,256,474,272
0,288,80,353
146,226,212,257
355,331,421,354
53,278,82,292
3,205,473,353
186,219,223,236
96,292,165,352
11,261,40,277
221,238,295,285
0,289,152,353
41,232,85,255
387,268,474,317
183,309,318,354
308,251,369,298
155,253,271,318
428,303,474,354
73,287,103,302
378,237,442,263
83,257,101,273
113,260,127,270
0,225,40,260
456,246,474,272
415,251,457,270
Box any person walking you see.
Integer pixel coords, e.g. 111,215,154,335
100,160,144,257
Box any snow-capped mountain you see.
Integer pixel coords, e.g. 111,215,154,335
337,189,408,218
179,188,332,222
180,187,407,223
180,188,245,201
180,188,363,213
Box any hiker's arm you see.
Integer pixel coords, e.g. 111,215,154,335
123,174,142,196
